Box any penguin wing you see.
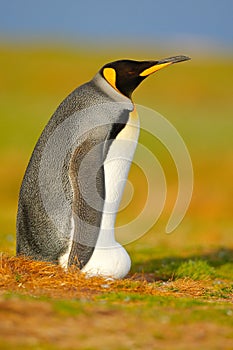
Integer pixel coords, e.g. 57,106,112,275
67,126,107,268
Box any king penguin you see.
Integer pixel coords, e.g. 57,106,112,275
16,55,190,279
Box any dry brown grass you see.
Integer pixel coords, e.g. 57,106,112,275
0,254,225,301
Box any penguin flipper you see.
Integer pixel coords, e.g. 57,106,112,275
67,131,106,269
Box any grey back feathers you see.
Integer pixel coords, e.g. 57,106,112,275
16,72,133,268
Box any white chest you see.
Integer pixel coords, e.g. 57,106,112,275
82,108,140,278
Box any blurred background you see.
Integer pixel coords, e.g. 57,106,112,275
0,0,233,259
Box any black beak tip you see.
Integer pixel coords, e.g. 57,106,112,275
158,55,191,64
176,55,191,62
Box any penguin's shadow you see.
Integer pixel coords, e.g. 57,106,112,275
129,248,233,281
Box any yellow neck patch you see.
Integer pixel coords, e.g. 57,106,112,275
140,62,172,77
103,67,118,90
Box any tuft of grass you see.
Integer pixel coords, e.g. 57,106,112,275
1,254,232,302
175,260,216,280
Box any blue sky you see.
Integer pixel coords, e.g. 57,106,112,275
0,0,232,49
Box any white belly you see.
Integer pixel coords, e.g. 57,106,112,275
82,109,140,278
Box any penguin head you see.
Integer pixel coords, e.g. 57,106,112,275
101,55,190,99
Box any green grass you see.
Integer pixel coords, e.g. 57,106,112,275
175,260,216,280
2,290,233,326
1,290,233,349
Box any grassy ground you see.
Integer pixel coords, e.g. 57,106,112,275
0,44,233,349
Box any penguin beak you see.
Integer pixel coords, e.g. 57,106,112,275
140,55,191,77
